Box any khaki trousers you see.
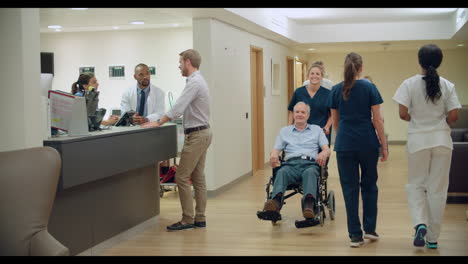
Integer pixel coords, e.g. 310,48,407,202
177,128,212,224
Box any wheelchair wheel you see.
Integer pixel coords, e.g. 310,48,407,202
319,204,325,226
327,190,335,220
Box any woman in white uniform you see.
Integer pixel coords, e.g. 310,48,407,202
393,44,461,249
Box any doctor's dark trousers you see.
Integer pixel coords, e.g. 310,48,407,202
336,148,379,238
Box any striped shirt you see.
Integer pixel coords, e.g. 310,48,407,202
166,71,210,129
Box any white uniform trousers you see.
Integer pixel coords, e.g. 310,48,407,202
406,146,452,242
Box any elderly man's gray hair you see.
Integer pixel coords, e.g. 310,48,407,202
293,101,310,114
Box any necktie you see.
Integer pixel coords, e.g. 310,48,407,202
138,90,146,116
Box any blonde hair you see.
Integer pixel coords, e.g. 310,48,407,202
179,49,202,69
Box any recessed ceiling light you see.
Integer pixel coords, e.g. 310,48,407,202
70,8,88,11
129,21,144,25
48,25,62,29
457,44,465,47
172,24,180,27
112,26,120,30
308,48,316,51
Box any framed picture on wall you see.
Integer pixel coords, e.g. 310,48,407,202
271,61,280,96
149,66,156,75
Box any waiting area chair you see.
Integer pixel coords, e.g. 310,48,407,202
0,146,69,256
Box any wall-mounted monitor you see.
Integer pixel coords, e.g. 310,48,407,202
40,52,54,75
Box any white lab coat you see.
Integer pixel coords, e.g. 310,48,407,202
120,83,165,122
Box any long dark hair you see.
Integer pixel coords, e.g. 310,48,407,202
71,72,94,95
342,52,362,100
418,44,443,104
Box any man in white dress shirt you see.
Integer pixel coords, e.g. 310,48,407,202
142,49,212,231
120,63,165,125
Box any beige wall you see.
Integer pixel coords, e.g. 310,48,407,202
41,27,193,118
308,47,468,142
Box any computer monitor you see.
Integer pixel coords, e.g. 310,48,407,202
48,90,90,136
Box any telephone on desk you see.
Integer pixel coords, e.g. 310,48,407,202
115,111,136,127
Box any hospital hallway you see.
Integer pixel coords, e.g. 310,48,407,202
99,145,468,256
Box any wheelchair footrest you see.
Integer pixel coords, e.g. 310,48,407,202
295,218,320,228
257,210,282,222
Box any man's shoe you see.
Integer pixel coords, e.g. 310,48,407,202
364,232,379,241
166,221,194,231
263,199,280,212
194,221,206,228
350,236,364,248
426,241,438,249
303,196,316,219
413,224,427,247
303,208,316,219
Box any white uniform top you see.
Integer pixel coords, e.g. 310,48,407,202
303,78,333,90
120,83,166,122
392,74,461,154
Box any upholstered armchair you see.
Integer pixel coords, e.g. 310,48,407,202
0,147,69,256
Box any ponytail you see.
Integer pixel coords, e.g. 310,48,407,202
71,72,95,96
342,52,362,100
418,44,442,104
71,81,82,95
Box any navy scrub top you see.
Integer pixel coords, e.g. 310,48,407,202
288,86,331,128
327,80,383,152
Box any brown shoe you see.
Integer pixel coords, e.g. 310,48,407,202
303,208,316,219
263,199,280,212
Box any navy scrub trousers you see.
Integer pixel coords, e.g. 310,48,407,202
337,148,379,238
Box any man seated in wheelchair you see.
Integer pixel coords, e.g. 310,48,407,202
262,101,330,220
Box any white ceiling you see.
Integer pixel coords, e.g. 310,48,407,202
39,8,468,54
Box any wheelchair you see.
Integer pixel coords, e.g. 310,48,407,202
256,154,336,228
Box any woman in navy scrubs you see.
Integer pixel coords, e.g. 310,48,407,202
288,63,333,143
327,52,388,248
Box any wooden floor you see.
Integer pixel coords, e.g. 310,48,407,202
100,145,468,256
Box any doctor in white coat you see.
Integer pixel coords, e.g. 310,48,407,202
120,63,165,124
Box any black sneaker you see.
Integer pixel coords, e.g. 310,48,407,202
166,221,194,231
194,221,206,228
350,236,364,248
364,232,379,241
413,224,427,247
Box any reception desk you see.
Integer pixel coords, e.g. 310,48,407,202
43,125,177,255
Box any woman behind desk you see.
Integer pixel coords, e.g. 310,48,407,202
71,72,119,126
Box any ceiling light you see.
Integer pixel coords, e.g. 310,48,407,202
54,29,62,32
48,25,62,29
112,26,120,30
172,24,180,27
458,44,465,47
129,21,144,25
70,8,88,10
308,48,316,51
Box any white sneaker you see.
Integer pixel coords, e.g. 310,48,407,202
350,236,364,247
364,232,379,241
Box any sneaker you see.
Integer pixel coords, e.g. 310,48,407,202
413,224,427,247
166,221,194,231
426,241,438,249
350,236,364,248
194,221,206,228
364,232,379,241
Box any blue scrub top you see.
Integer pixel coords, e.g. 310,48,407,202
327,80,383,152
288,86,331,128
